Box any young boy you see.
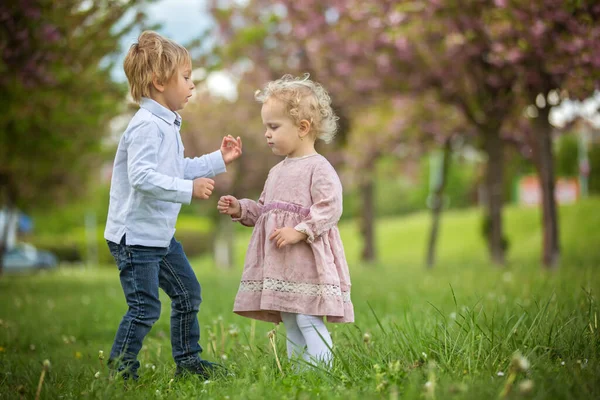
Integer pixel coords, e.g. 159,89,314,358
104,31,242,380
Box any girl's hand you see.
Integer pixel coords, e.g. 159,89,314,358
269,227,308,248
217,195,241,218
220,135,242,165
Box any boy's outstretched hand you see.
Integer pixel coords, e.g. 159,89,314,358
269,227,308,249
217,195,241,218
220,135,242,165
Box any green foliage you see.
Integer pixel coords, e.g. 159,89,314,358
555,134,579,177
0,1,149,210
588,143,600,194
0,199,599,398
343,154,477,219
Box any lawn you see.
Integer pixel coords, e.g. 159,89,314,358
0,199,599,399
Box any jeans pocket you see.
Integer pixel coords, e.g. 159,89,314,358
106,240,120,265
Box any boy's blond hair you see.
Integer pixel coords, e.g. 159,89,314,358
123,31,191,103
255,74,339,144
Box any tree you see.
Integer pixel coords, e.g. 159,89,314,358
0,0,149,272
257,0,600,267
489,0,600,267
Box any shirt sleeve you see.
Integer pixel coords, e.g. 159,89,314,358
294,164,343,243
126,120,193,204
183,150,227,179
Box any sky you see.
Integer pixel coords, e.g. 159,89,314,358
110,0,239,101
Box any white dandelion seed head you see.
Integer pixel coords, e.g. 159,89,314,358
519,379,534,394
512,352,530,372
497,371,505,377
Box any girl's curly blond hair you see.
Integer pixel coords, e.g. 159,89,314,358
255,74,339,143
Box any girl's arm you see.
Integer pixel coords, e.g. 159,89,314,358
232,190,266,227
294,164,343,243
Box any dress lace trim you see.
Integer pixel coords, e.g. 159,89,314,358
239,278,351,303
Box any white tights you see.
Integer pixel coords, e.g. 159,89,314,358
280,312,333,367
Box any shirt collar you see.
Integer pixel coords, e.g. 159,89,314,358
140,97,182,126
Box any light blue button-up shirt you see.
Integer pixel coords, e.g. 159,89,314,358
104,97,226,247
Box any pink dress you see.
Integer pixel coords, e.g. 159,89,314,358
232,153,354,324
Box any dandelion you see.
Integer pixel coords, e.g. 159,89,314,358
561,361,565,366
75,351,82,359
94,371,100,379
363,332,371,344
35,360,51,400
221,354,228,361
512,352,529,372
0,346,5,352
518,379,534,394
497,371,505,377
424,381,435,399
500,352,531,398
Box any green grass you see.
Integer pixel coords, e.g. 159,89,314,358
1,199,599,399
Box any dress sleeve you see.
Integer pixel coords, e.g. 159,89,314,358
231,171,271,227
231,190,266,227
294,164,343,243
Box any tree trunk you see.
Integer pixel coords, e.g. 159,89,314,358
0,176,17,276
426,138,452,268
482,130,506,266
532,106,560,268
359,158,376,262
214,215,235,269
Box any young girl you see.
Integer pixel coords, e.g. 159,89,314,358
217,74,354,367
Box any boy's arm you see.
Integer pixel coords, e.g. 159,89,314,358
127,121,193,204
182,151,226,180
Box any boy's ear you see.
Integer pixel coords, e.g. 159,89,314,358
299,119,311,136
152,76,165,93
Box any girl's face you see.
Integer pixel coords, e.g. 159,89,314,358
261,98,307,158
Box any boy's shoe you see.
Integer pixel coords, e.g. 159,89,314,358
175,359,227,380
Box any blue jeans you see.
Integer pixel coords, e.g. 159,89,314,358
107,236,204,376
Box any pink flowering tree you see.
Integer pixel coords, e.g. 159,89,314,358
206,0,599,267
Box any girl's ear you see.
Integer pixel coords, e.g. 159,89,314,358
298,119,311,137
152,76,165,93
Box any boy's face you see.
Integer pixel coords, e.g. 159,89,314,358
261,98,304,158
163,64,194,111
